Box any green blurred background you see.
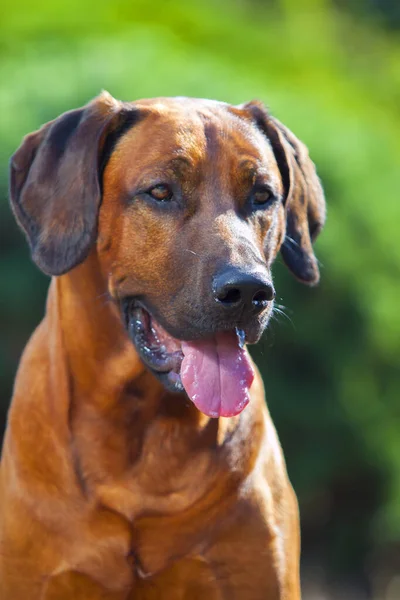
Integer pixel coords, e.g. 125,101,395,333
0,0,399,598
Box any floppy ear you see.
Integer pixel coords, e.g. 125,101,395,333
242,101,326,285
9,92,137,276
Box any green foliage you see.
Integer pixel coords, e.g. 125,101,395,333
1,0,399,587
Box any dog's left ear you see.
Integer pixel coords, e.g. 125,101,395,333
241,101,326,285
9,92,138,276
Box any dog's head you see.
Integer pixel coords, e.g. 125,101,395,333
10,92,325,417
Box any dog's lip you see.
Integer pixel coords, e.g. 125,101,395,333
127,304,184,375
123,300,187,392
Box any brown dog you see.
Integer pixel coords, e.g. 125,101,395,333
0,93,325,599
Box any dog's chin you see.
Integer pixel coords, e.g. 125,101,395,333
121,298,270,396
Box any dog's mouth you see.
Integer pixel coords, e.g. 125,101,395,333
127,304,184,387
123,302,255,418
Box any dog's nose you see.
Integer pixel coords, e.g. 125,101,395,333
213,268,275,315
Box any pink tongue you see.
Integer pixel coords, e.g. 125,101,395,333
180,332,254,418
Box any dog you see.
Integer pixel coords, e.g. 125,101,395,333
0,92,325,599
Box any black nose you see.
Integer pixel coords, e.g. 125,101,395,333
213,268,275,315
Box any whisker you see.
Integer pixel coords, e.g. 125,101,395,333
95,290,115,309
285,235,324,269
284,235,300,249
96,291,111,301
272,304,295,328
184,249,200,257
99,297,114,309
274,303,292,313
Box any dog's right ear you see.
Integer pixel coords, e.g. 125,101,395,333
9,92,139,276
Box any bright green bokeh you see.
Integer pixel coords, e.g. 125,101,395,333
1,0,399,592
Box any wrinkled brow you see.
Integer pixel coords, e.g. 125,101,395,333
235,158,283,196
137,156,196,182
168,155,195,175
238,159,259,180
236,158,269,182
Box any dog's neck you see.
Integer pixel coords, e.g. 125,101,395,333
55,251,147,405
43,251,216,501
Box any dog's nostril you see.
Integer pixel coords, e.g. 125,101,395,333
217,287,241,305
252,286,275,306
252,290,269,307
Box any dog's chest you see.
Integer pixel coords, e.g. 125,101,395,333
68,396,265,588
88,416,253,572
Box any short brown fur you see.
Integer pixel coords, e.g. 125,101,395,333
0,93,325,599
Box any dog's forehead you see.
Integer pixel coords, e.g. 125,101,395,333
133,96,229,115
116,97,275,167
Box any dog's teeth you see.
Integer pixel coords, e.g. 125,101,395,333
236,327,246,349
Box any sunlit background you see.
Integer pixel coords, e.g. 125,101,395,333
0,1,399,598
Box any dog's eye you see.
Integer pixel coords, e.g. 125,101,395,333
252,187,275,207
148,184,173,202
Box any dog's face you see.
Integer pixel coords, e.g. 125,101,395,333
9,93,325,417
100,100,284,344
